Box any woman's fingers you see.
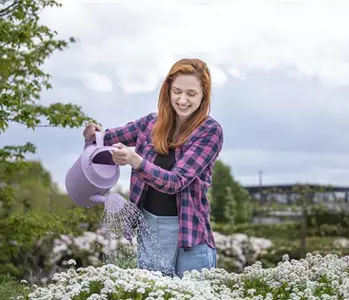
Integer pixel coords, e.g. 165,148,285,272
112,143,126,149
83,123,104,140
111,144,130,167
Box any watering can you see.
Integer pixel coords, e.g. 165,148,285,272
65,131,120,208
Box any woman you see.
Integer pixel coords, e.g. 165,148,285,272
83,58,224,278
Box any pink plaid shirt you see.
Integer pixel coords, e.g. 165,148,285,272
103,113,224,250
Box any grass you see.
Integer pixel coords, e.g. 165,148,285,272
0,276,32,299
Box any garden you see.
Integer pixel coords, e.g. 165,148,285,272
3,159,349,299
2,1,349,299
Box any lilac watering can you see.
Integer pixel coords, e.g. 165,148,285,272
65,132,120,208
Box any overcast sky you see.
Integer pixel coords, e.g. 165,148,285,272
2,0,349,193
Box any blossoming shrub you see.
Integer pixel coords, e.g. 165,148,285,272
26,253,349,299
38,229,272,284
214,232,272,272
35,228,137,284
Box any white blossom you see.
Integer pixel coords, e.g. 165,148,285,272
26,253,349,299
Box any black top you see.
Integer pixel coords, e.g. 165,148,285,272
143,148,178,216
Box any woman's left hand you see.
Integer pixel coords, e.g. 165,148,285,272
111,143,143,169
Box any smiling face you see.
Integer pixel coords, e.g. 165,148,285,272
170,74,204,125
152,58,211,154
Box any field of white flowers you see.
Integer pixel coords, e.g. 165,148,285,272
24,253,349,300
38,229,272,284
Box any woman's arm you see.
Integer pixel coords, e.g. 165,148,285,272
133,123,223,195
85,113,155,148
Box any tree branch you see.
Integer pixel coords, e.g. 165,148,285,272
0,0,20,18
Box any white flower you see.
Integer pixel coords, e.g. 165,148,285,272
27,253,349,299
67,259,77,266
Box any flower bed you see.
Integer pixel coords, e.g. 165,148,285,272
26,253,349,299
39,229,272,283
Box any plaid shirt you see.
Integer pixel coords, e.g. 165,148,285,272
103,113,224,250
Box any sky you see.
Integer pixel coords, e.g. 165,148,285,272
2,0,349,193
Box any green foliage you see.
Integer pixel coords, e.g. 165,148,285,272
0,0,96,132
212,220,301,240
72,281,104,300
236,222,300,239
0,161,106,280
306,204,349,227
0,0,97,213
0,145,37,217
212,215,349,271
313,275,338,297
0,212,63,277
0,276,32,300
0,0,103,282
252,203,301,215
243,278,291,299
307,223,349,237
223,186,237,227
0,160,105,281
211,160,232,223
214,220,349,242
258,236,349,270
223,205,349,240
211,160,251,224
0,207,105,280
1,159,81,215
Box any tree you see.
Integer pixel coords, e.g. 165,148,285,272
0,0,98,280
223,186,237,227
230,174,252,224
210,160,251,224
0,0,97,214
211,160,233,223
3,160,75,216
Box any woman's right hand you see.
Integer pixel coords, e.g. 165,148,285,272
83,123,104,140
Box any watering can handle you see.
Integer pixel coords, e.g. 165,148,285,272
95,131,105,148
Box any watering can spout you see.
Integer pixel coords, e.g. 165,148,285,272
89,194,107,204
89,193,126,214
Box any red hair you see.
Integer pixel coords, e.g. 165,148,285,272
151,58,211,155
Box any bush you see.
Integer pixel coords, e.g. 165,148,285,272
0,208,103,281
307,205,349,228
0,276,32,300
258,236,349,269
24,253,349,299
7,228,272,284
212,222,300,239
214,232,272,272
213,213,349,241
307,223,349,237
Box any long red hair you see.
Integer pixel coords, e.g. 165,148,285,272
151,58,211,155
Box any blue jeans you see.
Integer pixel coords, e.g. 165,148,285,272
137,209,216,277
